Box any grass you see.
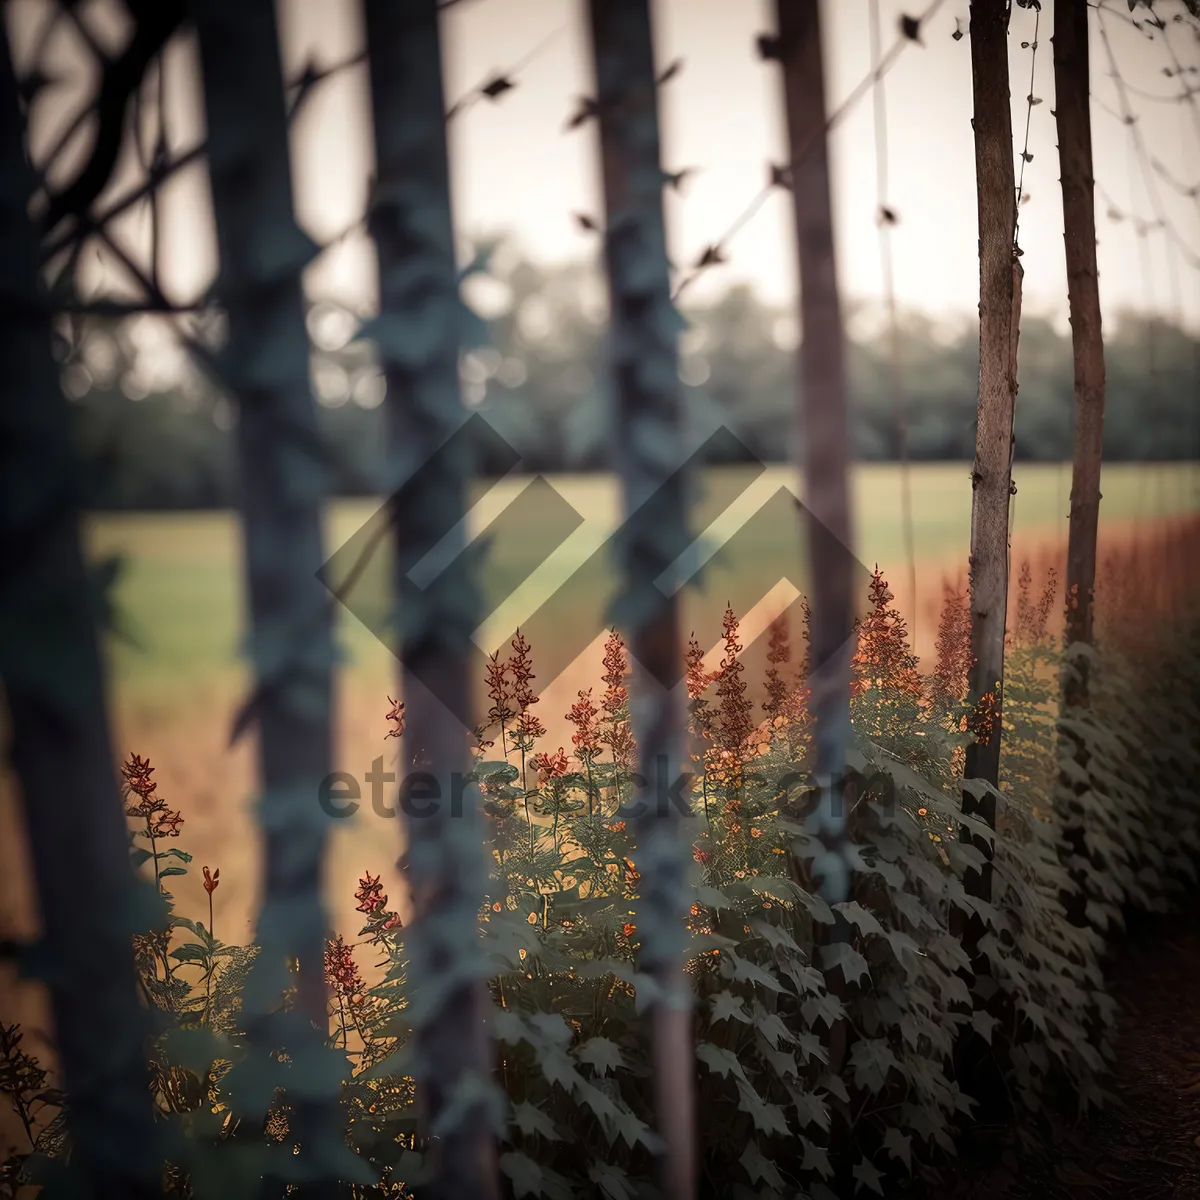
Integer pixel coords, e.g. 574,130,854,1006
84,460,1197,702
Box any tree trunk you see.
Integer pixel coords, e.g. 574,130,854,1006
1053,0,1106,928
1055,0,1106,681
773,0,857,1108
361,4,500,1198
189,0,339,1184
961,0,1021,908
586,3,695,1197
0,27,161,1195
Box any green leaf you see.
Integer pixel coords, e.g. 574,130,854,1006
170,943,211,965
833,900,885,938
735,1078,791,1137
499,1150,546,1199
511,1101,561,1142
849,1038,898,1092
853,1155,886,1195
724,950,787,994
820,941,870,986
696,1041,749,1084
740,1142,786,1191
709,990,752,1024
881,1125,912,1171
574,1036,625,1077
158,866,188,878
802,1137,834,1178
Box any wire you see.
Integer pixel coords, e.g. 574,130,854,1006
869,0,917,643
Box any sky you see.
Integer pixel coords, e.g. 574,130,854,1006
9,0,1200,336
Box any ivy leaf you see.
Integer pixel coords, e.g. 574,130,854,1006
833,900,885,938
882,1126,912,1171
849,1038,898,1092
820,941,870,986
588,1163,635,1200
499,1151,547,1199
972,1009,999,1044
710,990,752,1024
740,1142,786,1190
853,1155,886,1195
511,1100,561,1142
696,1041,749,1084
574,1036,625,1077
724,950,787,994
802,1138,834,1178
735,1078,791,1137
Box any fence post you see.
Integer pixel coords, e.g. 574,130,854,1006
0,26,162,1195
961,0,1021,924
361,3,501,1197
1053,0,1107,927
585,2,696,1196
770,0,857,1088
188,0,340,1185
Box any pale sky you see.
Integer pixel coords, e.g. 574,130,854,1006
10,0,1200,334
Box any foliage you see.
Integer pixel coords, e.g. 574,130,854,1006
4,542,1200,1197
57,265,1200,510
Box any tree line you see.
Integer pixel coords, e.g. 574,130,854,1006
64,258,1199,510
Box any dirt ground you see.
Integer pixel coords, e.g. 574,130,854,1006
907,899,1200,1199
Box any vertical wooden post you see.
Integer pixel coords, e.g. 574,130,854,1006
772,0,856,908
362,3,500,1198
189,0,339,1185
0,26,161,1195
962,0,1021,910
1055,0,1106,682
1053,0,1107,927
586,3,695,1196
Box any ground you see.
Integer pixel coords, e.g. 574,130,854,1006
909,900,1200,1199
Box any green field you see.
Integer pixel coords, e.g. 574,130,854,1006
86,461,1197,704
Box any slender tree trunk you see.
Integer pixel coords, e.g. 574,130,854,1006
361,4,499,1198
0,29,161,1196
961,0,1021,910
586,3,695,1197
189,0,339,1186
1053,0,1106,927
773,0,856,911
772,1,857,1119
1055,0,1105,682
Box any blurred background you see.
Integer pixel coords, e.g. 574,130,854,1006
1,0,1197,978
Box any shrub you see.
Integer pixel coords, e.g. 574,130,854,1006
4,539,1199,1198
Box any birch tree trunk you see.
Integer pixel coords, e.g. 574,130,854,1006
585,3,695,1196
0,28,161,1195
961,0,1021,911
1053,0,1106,927
188,0,341,1186
361,4,500,1198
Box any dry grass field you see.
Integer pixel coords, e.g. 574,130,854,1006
0,461,1195,999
